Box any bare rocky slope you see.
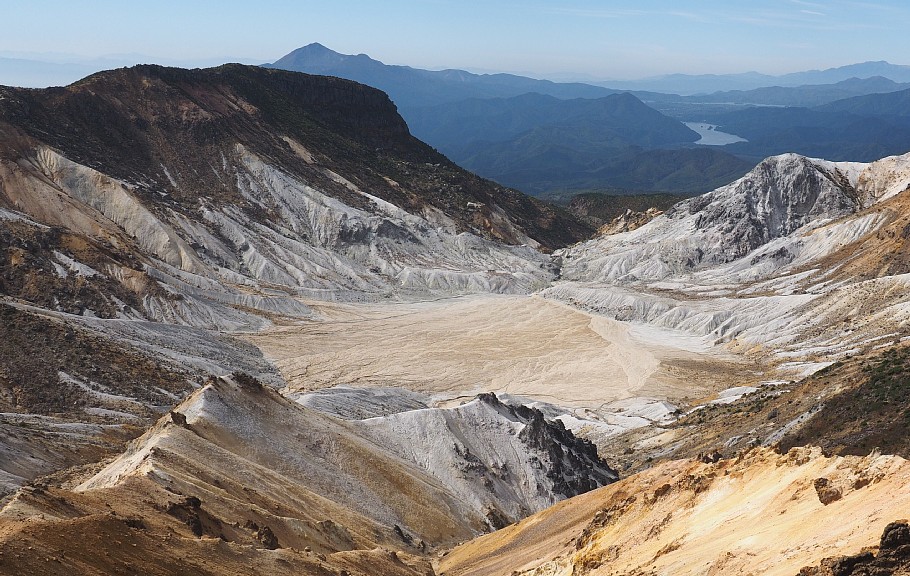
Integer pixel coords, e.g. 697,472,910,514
0,64,590,322
73,375,614,547
0,64,617,576
537,149,910,474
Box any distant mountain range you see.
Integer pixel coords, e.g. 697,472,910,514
266,46,910,197
676,76,910,108
600,60,910,95
269,45,759,196
0,57,102,88
406,93,752,195
817,86,910,116
406,92,699,157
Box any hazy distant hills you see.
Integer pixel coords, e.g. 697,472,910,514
779,60,910,86
0,55,265,89
408,93,755,195
601,60,910,95
407,92,699,154
688,94,910,162
816,86,910,116
679,76,910,107
409,94,751,194
491,145,751,196
266,43,615,107
645,83,910,163
269,45,756,196
0,57,100,88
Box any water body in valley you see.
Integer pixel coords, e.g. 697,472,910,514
684,122,747,145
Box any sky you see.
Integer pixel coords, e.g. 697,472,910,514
2,0,909,82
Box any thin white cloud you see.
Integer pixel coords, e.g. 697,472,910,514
789,0,826,8
539,6,707,22
727,7,883,31
539,7,649,19
665,11,711,22
838,1,902,10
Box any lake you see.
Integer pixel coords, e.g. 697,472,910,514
684,122,747,145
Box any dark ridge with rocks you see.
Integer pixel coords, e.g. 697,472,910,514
567,191,687,227
0,218,167,319
0,305,188,417
778,346,910,459
477,392,619,497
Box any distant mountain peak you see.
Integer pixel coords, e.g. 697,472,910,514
608,91,647,105
272,42,356,71
291,41,338,55
600,60,910,95
303,41,330,50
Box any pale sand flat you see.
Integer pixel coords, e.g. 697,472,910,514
245,294,752,410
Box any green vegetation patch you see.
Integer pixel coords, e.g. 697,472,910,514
779,346,910,458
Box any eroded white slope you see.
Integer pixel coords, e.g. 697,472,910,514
33,148,208,275
9,146,553,330
353,394,617,523
856,151,910,204
549,152,910,370
558,154,861,285
215,146,552,297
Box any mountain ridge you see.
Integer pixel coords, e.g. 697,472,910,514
674,76,910,107
267,43,616,108
405,91,752,196
816,85,910,117
0,63,590,254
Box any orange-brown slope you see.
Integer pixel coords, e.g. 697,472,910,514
0,478,432,576
441,447,910,576
73,376,483,551
0,372,617,575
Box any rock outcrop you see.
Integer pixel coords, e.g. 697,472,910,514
545,151,910,374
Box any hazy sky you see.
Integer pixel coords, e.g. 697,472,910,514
2,0,909,80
